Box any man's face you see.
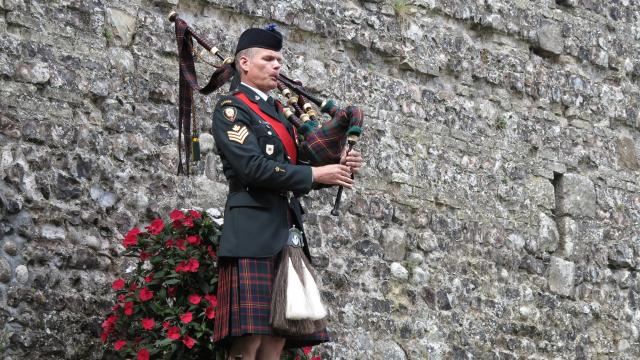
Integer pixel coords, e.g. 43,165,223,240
238,48,282,93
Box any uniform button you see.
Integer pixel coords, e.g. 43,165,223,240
268,131,273,135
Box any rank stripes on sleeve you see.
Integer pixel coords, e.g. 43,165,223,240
227,125,249,144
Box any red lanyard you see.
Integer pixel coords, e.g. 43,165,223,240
235,93,298,164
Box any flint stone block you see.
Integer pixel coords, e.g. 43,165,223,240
0,257,11,283
15,62,50,84
557,217,577,257
373,340,407,360
40,224,65,241
15,265,28,283
390,262,409,280
537,22,563,55
556,174,596,218
617,136,639,170
547,256,575,297
538,212,559,254
382,227,407,261
106,8,137,47
3,240,17,256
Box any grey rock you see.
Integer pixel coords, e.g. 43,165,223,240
390,262,409,280
557,217,576,258
15,265,28,283
547,256,575,297
608,243,635,269
199,133,215,154
82,235,101,251
382,226,407,261
410,267,428,285
406,252,424,266
40,224,65,241
416,229,438,253
537,22,563,55
556,174,596,218
538,212,559,254
373,340,407,360
0,257,11,283
15,62,50,84
105,8,137,47
3,240,17,256
108,48,135,73
617,136,639,170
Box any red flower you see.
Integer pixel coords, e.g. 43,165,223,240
188,259,199,272
163,321,170,329
114,340,126,350
311,357,321,360
137,348,150,360
188,294,201,305
176,239,186,251
182,335,196,349
189,209,201,218
112,278,125,290
124,301,134,316
167,287,177,297
129,282,138,291
139,251,152,261
144,274,153,283
117,294,126,302
180,312,193,324
111,304,120,311
138,287,153,302
207,245,217,258
146,218,165,235
205,306,215,319
165,239,175,248
303,346,312,355
204,294,218,307
167,326,181,340
141,318,155,330
122,228,141,248
182,217,194,228
170,209,185,221
187,235,201,245
295,356,301,360
100,332,108,343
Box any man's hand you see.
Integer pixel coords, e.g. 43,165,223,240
312,164,354,188
340,148,364,174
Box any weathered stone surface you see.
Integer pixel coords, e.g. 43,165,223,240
15,62,50,84
556,174,596,218
15,265,28,284
537,212,559,254
537,22,563,55
0,257,11,283
382,227,407,261
105,8,137,47
547,257,575,297
390,262,409,280
617,136,639,170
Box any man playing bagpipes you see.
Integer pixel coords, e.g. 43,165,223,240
205,26,364,359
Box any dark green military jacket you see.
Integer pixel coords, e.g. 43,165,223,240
211,83,316,259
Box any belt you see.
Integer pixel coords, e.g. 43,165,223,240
228,180,293,200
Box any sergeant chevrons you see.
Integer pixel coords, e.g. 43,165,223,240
211,84,314,259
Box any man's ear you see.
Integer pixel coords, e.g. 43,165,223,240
237,55,250,73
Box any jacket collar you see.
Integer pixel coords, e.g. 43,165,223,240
237,83,281,121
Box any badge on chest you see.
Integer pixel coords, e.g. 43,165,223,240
265,144,274,155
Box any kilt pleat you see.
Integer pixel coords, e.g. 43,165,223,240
213,255,330,349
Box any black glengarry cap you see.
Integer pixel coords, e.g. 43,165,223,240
234,24,283,54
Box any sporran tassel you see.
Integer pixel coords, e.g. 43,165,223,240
271,230,328,336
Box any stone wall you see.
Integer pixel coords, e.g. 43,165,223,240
1,0,639,358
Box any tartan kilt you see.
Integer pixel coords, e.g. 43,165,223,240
213,255,331,349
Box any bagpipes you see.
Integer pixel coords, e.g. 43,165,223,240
168,12,363,216
169,12,364,335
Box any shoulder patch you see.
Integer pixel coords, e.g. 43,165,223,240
223,107,236,122
221,99,233,106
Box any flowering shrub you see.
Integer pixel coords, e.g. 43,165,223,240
100,209,322,359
